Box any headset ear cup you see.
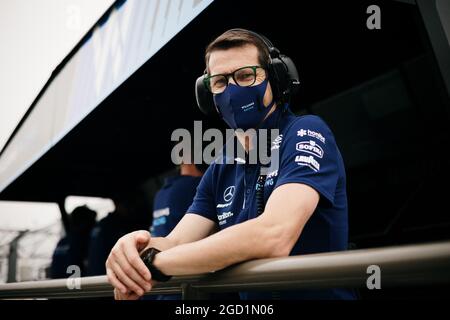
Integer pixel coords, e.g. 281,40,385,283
270,55,300,103
270,58,290,101
281,55,300,96
195,76,217,115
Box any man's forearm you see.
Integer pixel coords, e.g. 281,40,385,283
153,216,284,276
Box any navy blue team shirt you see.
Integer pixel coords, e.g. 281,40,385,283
187,106,356,300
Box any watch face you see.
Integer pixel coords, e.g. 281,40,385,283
139,248,171,282
140,248,160,265
140,248,150,265
142,251,151,263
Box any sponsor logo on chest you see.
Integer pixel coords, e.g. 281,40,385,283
218,211,234,226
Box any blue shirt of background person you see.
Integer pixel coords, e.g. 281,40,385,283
151,175,203,238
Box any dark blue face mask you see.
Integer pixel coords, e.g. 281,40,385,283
213,79,275,131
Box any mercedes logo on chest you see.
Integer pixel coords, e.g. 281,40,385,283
223,186,235,202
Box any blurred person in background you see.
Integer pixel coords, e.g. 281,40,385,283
50,206,96,278
86,190,150,276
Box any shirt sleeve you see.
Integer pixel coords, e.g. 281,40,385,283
186,165,218,223
275,115,340,207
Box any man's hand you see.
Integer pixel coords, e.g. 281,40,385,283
113,288,147,300
106,230,153,297
113,285,155,300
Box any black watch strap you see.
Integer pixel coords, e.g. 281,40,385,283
140,247,172,282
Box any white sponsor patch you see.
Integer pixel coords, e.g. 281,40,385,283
241,102,255,111
216,202,232,209
297,129,326,143
296,140,324,158
218,211,234,221
295,155,320,172
218,211,234,225
153,207,170,219
271,134,283,150
264,169,278,187
266,170,278,179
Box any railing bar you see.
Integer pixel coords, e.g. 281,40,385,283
1,241,449,299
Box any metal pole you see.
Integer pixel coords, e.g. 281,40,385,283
7,230,28,283
57,200,70,235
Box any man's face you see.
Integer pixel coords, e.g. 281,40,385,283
209,44,276,151
208,44,274,107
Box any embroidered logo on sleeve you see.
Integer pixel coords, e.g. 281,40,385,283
296,140,324,158
297,129,326,143
295,155,321,172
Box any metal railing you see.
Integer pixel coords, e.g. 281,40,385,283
1,240,450,299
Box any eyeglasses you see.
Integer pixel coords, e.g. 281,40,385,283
204,66,266,94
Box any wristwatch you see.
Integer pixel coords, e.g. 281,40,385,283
140,247,172,282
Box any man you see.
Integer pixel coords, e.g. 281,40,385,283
106,29,355,300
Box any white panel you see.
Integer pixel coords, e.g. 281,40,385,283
0,0,214,193
0,88,56,190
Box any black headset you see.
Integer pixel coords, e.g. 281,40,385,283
195,28,300,116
